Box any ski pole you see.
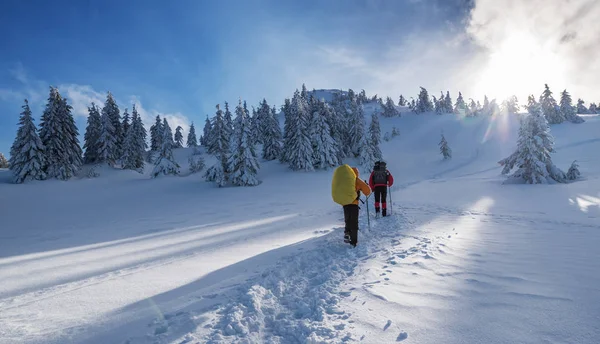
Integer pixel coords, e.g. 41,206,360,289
388,186,393,216
366,194,371,231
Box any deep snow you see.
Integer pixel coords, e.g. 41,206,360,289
1,111,599,344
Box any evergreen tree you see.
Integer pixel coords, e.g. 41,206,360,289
310,100,340,169
559,90,585,123
287,90,314,171
207,105,229,156
398,94,407,106
359,132,377,173
382,97,399,117
348,97,366,157
566,160,580,181
98,99,118,166
262,105,283,161
539,84,564,124
254,99,272,144
228,99,261,186
498,103,567,184
9,99,47,182
525,95,538,113
39,87,83,179
149,115,163,151
122,105,147,171
187,121,198,147
416,87,433,113
454,92,467,114
162,118,174,148
439,133,451,160
444,91,453,113
174,126,184,148
483,95,490,115
151,119,180,177
201,116,211,146
223,101,234,145
369,111,382,160
280,98,293,163
0,152,8,168
103,92,122,157
122,108,131,142
468,99,478,116
576,99,588,114
589,103,598,114
83,103,102,164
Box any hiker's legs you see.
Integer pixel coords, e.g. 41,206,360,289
374,188,382,213
344,204,359,246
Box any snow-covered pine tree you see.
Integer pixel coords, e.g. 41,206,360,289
200,115,211,146
483,95,490,115
348,97,366,157
262,105,283,161
151,119,180,177
560,90,585,124
122,108,131,142
525,95,538,113
228,99,261,186
223,101,234,146
253,99,272,144
369,111,382,160
207,106,228,156
174,126,184,148
576,99,588,114
9,99,47,182
39,87,83,179
149,115,163,151
122,105,147,171
589,103,598,114
287,89,314,171
0,152,8,168
398,94,406,106
98,98,118,167
382,97,399,117
498,102,567,184
416,87,433,113
566,160,580,181
280,98,293,163
162,118,175,148
468,99,478,116
539,84,564,124
439,133,451,160
454,92,467,115
444,91,453,113
359,132,377,173
187,121,198,147
83,103,102,164
102,92,122,157
310,100,340,169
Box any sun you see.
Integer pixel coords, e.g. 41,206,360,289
474,32,566,103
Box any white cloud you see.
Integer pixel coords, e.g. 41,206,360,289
129,96,190,136
1,64,191,136
58,84,106,118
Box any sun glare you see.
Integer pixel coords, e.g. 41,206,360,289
475,32,566,102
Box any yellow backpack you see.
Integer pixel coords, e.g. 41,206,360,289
332,164,357,205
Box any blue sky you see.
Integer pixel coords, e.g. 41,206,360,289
1,0,599,157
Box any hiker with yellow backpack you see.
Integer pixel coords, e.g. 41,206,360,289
331,164,372,247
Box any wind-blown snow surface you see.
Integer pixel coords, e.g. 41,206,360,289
1,113,599,344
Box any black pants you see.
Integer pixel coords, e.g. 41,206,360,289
343,204,359,246
374,186,388,215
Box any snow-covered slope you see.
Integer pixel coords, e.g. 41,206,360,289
1,113,599,344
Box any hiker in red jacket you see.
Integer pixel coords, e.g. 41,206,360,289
368,161,394,217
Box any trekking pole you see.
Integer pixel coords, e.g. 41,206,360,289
388,186,393,216
366,194,371,231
